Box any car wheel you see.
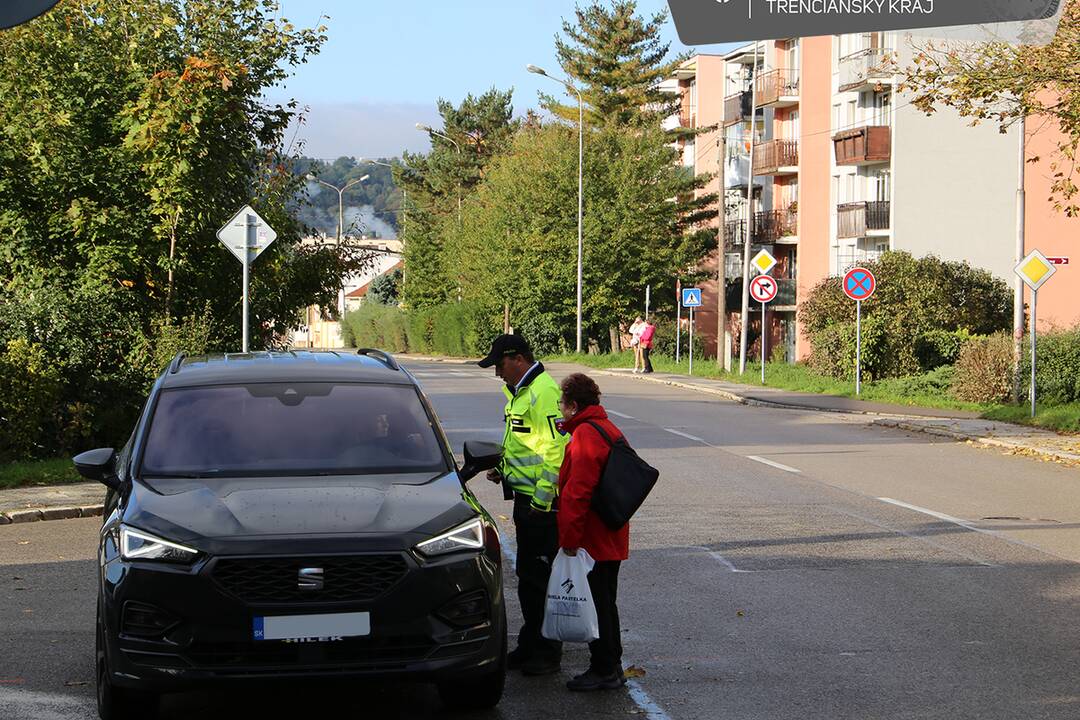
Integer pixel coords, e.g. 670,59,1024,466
96,603,159,720
437,619,507,711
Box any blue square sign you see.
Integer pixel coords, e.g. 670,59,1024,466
681,288,702,308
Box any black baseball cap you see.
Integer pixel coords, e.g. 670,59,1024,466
477,334,532,368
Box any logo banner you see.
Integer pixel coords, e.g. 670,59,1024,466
668,0,1064,44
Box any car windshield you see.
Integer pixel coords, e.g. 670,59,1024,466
140,383,448,477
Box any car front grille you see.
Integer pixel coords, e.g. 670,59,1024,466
211,555,409,604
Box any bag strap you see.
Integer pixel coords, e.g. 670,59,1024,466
584,420,615,446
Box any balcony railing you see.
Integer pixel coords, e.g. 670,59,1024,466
837,201,891,238
754,139,799,175
755,69,799,107
833,125,891,165
723,91,752,126
754,209,798,242
838,48,894,92
774,278,797,307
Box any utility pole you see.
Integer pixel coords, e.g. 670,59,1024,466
716,134,728,370
739,42,761,375
1013,115,1026,402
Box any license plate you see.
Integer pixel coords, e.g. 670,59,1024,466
253,612,370,641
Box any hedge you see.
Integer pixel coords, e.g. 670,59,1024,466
342,301,499,357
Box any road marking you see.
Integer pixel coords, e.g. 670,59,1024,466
877,498,978,530
688,545,744,573
831,506,997,567
747,455,801,473
607,409,637,420
663,428,710,445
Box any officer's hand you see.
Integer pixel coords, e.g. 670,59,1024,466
485,469,502,484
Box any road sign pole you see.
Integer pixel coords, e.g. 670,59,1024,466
676,298,682,363
242,213,256,353
689,307,695,375
761,301,766,384
645,285,651,320
1031,289,1037,417
856,300,862,396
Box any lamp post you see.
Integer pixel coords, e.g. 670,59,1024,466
528,64,585,354
415,124,462,226
307,172,369,319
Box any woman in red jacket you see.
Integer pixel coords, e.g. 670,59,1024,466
556,372,630,691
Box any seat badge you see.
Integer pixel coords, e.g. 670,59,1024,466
298,567,324,591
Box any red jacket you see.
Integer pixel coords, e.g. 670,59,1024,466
638,323,655,348
557,404,630,561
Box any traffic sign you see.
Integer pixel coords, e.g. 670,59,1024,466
1015,250,1057,290
217,205,278,263
843,267,876,302
1048,257,1070,266
751,248,777,275
681,288,702,308
750,275,778,303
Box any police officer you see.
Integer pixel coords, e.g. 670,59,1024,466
478,334,568,676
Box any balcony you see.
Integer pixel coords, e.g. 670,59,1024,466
754,209,798,243
755,69,799,108
837,201,890,238
833,125,891,166
679,104,697,129
723,91,752,127
754,139,799,175
838,48,894,93
774,278,797,307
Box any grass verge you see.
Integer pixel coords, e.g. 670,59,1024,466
0,457,81,490
982,403,1080,433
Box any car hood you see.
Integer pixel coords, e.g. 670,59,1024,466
123,472,475,548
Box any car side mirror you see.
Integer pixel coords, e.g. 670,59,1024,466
459,441,502,482
73,448,120,490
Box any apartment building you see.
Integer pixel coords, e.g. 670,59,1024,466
669,32,1079,363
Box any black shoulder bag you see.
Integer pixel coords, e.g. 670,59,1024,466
584,421,660,530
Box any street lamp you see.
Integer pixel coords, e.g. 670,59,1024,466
306,172,369,319
415,124,463,225
528,63,585,353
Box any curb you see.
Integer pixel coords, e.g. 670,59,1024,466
871,418,1080,466
0,504,104,526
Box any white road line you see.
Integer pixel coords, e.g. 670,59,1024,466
688,545,744,573
831,506,997,568
747,455,801,473
663,428,711,445
877,498,978,530
607,409,637,420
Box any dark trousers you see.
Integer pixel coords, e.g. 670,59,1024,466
512,493,562,660
587,560,623,675
642,347,653,372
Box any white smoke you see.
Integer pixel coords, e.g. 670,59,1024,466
344,205,397,239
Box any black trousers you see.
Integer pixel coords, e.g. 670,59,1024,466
587,560,623,675
642,347,653,372
512,493,562,660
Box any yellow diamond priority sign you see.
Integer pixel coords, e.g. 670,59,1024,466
751,248,777,276
1015,249,1056,291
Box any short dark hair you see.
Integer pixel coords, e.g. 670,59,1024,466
560,373,601,408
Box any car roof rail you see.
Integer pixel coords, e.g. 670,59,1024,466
356,348,400,371
168,351,186,374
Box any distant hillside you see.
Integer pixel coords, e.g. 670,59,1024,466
291,156,401,238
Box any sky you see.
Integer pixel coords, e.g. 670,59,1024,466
272,0,739,160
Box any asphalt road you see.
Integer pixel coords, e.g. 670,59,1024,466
5,359,1080,719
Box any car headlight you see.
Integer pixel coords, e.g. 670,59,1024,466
120,525,199,563
415,518,485,557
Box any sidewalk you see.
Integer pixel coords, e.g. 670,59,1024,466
595,367,1080,466
0,482,104,524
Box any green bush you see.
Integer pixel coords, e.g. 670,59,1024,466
342,301,497,357
876,365,957,398
952,332,1014,403
1021,327,1080,405
800,252,1011,380
343,303,408,353
0,339,63,462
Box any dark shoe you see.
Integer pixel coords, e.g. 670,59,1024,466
506,646,530,671
521,655,561,676
567,668,624,691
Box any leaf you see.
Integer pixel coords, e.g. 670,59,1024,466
623,665,646,679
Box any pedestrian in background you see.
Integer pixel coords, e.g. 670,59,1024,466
638,318,655,374
478,334,568,676
628,316,645,373
556,373,630,691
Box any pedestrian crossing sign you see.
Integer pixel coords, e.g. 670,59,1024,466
1014,249,1056,291
681,288,702,308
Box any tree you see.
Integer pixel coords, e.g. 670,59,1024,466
444,121,716,353
898,0,1080,214
366,268,402,305
396,88,519,308
546,0,686,128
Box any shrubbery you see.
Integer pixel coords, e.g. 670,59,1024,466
342,301,499,357
1021,327,1080,405
952,332,1014,403
801,252,1011,380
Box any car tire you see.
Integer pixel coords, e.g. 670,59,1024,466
96,603,159,720
437,623,507,711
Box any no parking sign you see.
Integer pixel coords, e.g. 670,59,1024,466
843,267,876,395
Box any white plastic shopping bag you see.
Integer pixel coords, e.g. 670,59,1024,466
541,548,599,643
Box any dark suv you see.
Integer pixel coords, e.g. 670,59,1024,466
74,350,505,719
